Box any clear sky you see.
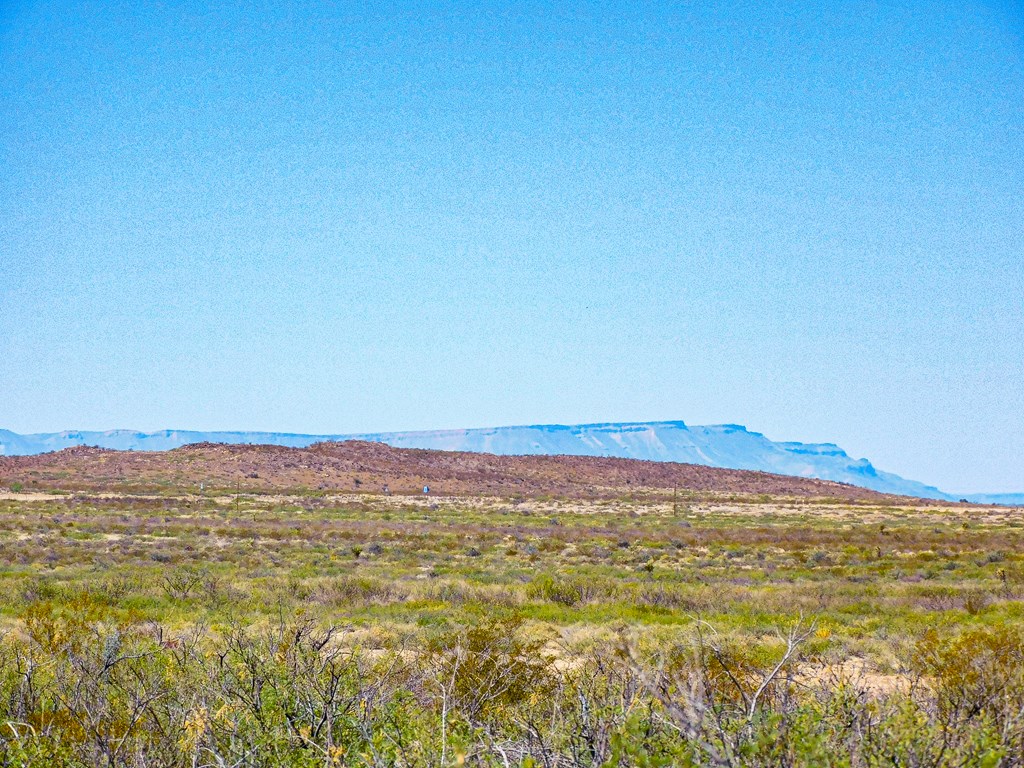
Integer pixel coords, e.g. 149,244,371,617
1,1,1022,493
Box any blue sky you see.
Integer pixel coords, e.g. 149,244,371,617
1,1,1022,493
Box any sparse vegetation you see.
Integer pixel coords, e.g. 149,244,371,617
0,446,1022,765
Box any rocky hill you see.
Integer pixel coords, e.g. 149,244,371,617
0,421,960,498
0,439,930,502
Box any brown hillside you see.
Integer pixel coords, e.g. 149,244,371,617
0,440,930,502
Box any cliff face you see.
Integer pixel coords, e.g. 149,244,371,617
0,420,955,500
0,439,916,502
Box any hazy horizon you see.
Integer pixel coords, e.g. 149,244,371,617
2,1,1022,493
1,417,1020,496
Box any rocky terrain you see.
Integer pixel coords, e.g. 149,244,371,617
1,420,972,499
0,439,941,502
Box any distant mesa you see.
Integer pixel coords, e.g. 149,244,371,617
0,422,1017,504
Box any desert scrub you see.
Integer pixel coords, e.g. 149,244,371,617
0,490,1023,763
0,608,1023,766
526,573,613,606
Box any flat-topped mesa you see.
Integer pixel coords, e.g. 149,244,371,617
0,422,968,500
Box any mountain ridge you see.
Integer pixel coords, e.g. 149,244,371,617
0,422,1018,504
0,438,915,501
